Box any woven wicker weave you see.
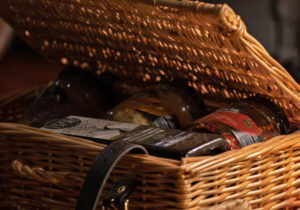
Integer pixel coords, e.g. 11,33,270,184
1,0,300,209
1,0,300,126
0,86,43,122
1,88,300,209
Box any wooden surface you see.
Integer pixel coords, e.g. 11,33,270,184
0,38,61,96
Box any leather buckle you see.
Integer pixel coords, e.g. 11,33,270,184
102,179,137,210
76,140,148,210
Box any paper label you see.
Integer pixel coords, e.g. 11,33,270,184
42,115,195,147
198,111,264,147
42,115,139,140
118,125,195,147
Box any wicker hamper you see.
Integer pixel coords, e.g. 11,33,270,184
1,0,300,209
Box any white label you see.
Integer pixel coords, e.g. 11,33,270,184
41,115,139,140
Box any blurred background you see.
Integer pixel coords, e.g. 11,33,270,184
0,0,299,96
0,19,60,96
205,0,300,83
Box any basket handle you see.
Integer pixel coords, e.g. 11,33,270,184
76,140,148,210
11,159,69,184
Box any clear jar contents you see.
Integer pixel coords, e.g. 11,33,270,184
102,82,206,129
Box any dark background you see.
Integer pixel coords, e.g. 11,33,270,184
204,0,300,82
0,37,60,96
0,0,299,96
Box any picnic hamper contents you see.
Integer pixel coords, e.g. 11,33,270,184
187,97,290,150
21,66,206,129
19,66,291,159
94,71,144,105
101,81,206,129
1,0,300,208
40,115,227,158
21,67,115,126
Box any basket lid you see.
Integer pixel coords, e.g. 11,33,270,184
1,0,300,126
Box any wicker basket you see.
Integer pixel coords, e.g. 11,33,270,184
1,0,300,209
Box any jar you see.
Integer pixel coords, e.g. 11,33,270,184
102,82,206,129
187,97,290,150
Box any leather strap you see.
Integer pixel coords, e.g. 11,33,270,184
102,178,138,209
76,140,148,210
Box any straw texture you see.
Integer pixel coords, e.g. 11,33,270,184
0,86,43,123
1,0,300,209
1,0,300,126
1,91,300,209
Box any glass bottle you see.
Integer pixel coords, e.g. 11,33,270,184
187,97,290,150
21,66,114,126
102,82,206,129
97,72,144,105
